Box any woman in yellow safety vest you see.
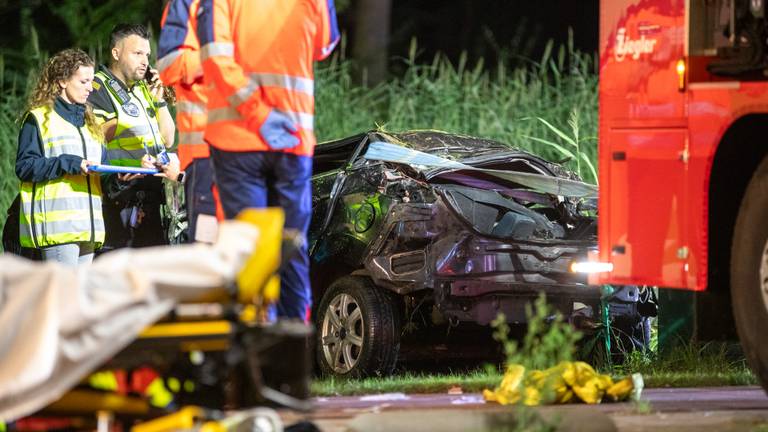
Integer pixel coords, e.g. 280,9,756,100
15,49,107,265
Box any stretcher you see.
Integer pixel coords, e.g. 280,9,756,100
0,208,313,431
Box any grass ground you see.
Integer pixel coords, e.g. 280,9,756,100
311,342,757,397
312,303,755,398
617,342,756,388
312,368,501,397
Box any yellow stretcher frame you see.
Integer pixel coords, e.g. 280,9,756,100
23,208,310,431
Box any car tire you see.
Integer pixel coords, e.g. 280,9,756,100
315,276,401,377
731,156,768,393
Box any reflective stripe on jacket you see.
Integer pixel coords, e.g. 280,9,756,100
196,0,340,156
94,69,165,166
159,0,208,170
19,106,105,248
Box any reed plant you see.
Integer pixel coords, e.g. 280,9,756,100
315,37,598,182
0,58,28,242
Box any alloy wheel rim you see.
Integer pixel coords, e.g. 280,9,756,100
321,293,365,373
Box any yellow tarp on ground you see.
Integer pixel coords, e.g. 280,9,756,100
483,361,643,406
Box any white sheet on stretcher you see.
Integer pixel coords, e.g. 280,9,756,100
0,220,260,421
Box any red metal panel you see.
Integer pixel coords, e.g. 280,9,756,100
602,129,688,287
686,82,768,290
599,0,687,125
599,0,768,291
599,0,690,288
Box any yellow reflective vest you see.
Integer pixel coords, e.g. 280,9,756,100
94,69,165,166
19,106,105,248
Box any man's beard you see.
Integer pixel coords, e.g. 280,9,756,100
123,66,144,83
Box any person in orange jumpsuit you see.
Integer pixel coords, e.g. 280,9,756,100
196,0,339,320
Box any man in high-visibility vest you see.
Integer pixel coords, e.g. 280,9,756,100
158,0,217,243
197,0,340,320
88,24,181,250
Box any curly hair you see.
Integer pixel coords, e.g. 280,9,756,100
25,48,103,141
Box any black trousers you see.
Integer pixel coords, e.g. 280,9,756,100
100,176,168,252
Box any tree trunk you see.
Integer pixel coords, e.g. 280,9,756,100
352,0,392,86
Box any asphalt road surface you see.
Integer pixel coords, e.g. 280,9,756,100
281,386,768,431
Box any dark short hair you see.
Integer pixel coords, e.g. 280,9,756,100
109,23,150,50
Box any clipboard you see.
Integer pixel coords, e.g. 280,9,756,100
88,165,159,175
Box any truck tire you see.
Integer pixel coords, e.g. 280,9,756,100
731,156,768,392
315,276,401,377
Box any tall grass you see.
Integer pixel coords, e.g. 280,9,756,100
616,342,756,388
0,66,27,242
315,38,598,182
0,40,598,244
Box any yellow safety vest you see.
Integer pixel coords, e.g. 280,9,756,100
94,70,165,166
19,106,105,248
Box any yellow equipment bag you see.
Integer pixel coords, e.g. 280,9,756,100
483,361,643,406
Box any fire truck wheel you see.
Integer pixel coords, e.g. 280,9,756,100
315,276,402,378
731,156,768,393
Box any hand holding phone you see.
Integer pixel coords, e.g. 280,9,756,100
145,65,165,101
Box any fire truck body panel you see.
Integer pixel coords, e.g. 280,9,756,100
598,0,768,291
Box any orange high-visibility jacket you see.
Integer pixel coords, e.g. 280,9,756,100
158,0,208,170
197,0,340,156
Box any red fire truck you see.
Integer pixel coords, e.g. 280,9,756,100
596,0,768,388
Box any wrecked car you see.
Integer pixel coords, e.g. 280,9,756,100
309,130,656,377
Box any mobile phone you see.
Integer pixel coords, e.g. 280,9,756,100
144,67,155,82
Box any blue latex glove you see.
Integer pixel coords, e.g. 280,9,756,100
259,109,300,150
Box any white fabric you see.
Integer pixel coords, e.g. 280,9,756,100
0,220,259,421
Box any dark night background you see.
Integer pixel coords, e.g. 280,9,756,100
0,0,600,77
387,1,599,63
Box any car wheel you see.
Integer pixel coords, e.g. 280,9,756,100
732,156,768,392
315,276,401,377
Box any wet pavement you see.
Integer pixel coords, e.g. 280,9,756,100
281,386,768,431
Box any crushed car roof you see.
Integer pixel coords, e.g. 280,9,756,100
345,130,598,198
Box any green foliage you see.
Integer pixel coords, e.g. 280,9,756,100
311,353,754,398
0,19,46,93
616,341,756,387
619,341,729,374
312,336,754,397
0,84,24,243
312,368,501,396
48,0,160,62
315,40,598,183
490,293,582,370
524,110,598,183
0,2,163,89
